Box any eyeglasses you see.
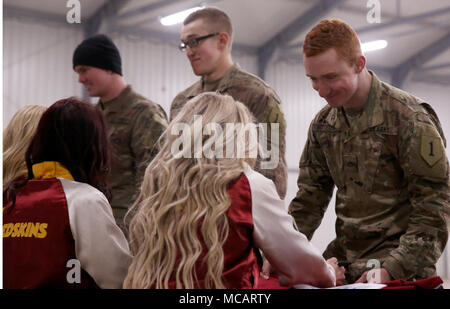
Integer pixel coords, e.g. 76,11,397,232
179,33,219,51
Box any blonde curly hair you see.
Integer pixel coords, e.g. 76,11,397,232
124,92,256,289
3,105,47,192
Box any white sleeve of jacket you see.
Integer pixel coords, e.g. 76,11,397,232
60,178,132,289
244,167,336,288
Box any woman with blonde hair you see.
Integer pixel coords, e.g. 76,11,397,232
3,105,47,193
124,92,340,289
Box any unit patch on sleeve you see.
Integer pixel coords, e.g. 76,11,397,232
420,134,443,167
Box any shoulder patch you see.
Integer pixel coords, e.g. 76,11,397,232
409,121,447,179
420,132,444,167
420,103,446,147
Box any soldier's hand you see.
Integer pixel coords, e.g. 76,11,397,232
326,257,346,286
356,268,392,284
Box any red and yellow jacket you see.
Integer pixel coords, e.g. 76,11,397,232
3,161,131,289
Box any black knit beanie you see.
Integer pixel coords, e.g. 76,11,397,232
73,34,122,76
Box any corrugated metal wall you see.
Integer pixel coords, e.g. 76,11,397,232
3,17,83,126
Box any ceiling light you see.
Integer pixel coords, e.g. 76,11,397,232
361,40,388,53
160,6,204,26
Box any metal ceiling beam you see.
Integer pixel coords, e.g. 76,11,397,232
282,6,450,52
117,0,185,21
339,3,448,29
110,24,258,55
422,62,450,71
257,0,346,79
118,0,221,34
4,4,257,55
110,24,180,44
391,32,450,88
84,0,132,37
282,21,450,52
411,72,450,86
281,23,450,53
356,6,450,36
4,5,73,27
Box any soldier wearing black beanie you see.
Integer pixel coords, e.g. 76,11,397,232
73,34,122,76
72,34,168,237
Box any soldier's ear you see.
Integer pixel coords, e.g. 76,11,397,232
218,32,230,51
354,55,366,73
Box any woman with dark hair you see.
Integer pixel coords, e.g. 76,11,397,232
3,98,131,289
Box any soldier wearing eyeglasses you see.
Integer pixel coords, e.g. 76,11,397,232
171,7,288,199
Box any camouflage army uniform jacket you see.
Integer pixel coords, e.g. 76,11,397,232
289,72,449,283
170,64,287,199
98,85,168,232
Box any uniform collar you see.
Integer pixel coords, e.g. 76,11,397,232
32,161,74,181
98,85,133,112
326,71,384,133
183,64,242,100
200,63,241,91
213,63,240,92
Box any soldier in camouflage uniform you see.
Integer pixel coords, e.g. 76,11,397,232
73,34,168,235
171,7,287,199
289,19,449,284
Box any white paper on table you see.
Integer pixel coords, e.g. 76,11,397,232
294,283,387,289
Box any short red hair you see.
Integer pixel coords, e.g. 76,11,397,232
303,19,362,64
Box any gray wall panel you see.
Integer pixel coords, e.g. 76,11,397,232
3,18,83,127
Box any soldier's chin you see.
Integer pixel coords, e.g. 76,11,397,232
191,67,205,76
326,97,343,108
87,88,99,97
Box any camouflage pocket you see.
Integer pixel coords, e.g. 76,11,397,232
343,154,361,188
315,131,345,189
109,118,131,149
348,132,385,194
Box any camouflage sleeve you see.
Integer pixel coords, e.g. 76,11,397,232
170,93,188,122
251,96,288,199
131,103,168,188
288,122,335,240
382,112,449,280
